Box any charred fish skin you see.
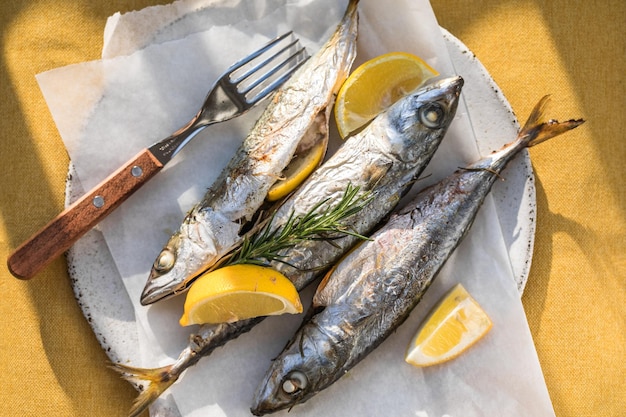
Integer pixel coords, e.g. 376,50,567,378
112,76,463,417
140,0,361,306
250,97,584,415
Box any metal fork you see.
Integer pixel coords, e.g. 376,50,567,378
8,32,309,280
150,31,308,164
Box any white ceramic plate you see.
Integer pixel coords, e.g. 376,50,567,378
65,29,535,416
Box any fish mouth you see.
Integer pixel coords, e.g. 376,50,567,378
435,75,464,96
140,282,175,305
140,274,195,305
250,394,293,416
250,403,270,417
140,285,170,306
250,368,296,416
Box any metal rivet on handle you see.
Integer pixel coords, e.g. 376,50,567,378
131,165,143,177
93,195,105,208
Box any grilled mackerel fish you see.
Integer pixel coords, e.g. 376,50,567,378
251,96,584,415
140,0,361,306
113,74,463,416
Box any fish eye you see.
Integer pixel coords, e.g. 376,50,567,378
419,102,445,128
154,249,176,272
281,371,308,395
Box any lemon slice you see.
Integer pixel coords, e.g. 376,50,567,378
334,51,439,138
405,283,492,367
179,264,303,326
267,136,326,201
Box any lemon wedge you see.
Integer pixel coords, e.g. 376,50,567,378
405,283,492,367
334,51,439,138
267,136,326,201
179,264,303,326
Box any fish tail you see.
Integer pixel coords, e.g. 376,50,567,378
339,0,360,26
109,361,179,417
348,0,360,11
517,95,585,148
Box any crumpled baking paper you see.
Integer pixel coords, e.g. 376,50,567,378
36,0,556,416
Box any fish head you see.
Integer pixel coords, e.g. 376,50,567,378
384,75,463,162
141,211,223,305
140,232,200,305
251,324,336,415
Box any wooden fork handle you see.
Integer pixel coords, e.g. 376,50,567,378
7,149,163,280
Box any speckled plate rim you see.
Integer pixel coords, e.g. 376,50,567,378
65,28,535,415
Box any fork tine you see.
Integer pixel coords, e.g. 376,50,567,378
240,47,308,95
227,31,294,74
230,38,301,84
245,53,310,104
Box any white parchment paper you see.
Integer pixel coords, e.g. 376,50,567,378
36,0,555,416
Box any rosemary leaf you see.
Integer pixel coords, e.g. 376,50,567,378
227,183,371,267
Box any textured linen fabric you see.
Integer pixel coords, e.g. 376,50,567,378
1,1,624,416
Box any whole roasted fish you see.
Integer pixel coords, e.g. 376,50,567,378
140,0,361,306
113,73,463,416
250,96,584,415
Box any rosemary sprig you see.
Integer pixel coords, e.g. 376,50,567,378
225,183,372,268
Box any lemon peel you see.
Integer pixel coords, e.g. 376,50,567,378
180,264,302,326
334,51,439,138
405,283,492,367
267,137,327,201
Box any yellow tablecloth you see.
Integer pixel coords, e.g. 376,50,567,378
1,1,624,416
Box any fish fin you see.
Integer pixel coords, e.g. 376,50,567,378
109,361,178,417
518,95,585,147
347,0,360,13
314,240,365,306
